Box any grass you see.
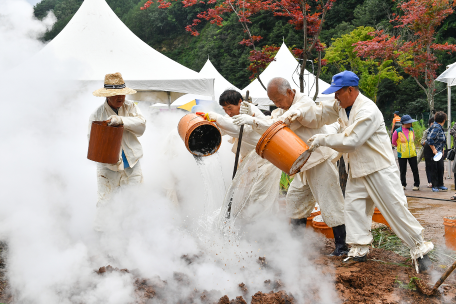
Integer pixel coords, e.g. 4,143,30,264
372,227,456,265
394,277,418,291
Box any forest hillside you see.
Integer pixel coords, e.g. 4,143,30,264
33,0,456,121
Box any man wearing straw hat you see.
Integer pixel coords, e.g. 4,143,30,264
89,72,146,231
282,70,433,273
232,78,349,257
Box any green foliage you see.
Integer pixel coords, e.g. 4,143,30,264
394,278,417,291
412,120,426,146
324,26,402,101
280,172,293,194
33,0,456,117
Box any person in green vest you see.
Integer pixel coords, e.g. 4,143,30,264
392,115,420,191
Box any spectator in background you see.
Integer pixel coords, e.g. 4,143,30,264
392,115,420,191
450,122,456,200
427,111,448,192
421,117,435,188
391,111,401,134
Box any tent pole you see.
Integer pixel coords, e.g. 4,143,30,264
448,82,452,179
167,91,171,109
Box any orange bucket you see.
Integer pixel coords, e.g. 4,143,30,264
256,122,310,175
372,207,390,227
444,216,456,250
312,215,334,238
178,114,222,156
306,204,321,228
87,121,123,164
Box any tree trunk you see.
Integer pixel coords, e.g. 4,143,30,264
313,50,322,101
299,0,308,93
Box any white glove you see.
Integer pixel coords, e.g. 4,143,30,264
281,109,301,125
107,115,123,126
307,134,327,152
240,101,253,116
204,112,220,122
233,114,255,126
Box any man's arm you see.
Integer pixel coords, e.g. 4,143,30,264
215,115,260,146
121,103,146,137
286,98,340,129
316,107,380,153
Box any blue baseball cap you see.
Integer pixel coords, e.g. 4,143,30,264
322,71,360,94
401,114,417,124
394,111,399,115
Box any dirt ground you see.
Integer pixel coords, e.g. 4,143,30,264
404,161,456,247
0,163,455,303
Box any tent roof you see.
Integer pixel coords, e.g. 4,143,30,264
242,43,334,106
34,0,214,96
436,63,456,86
199,59,240,100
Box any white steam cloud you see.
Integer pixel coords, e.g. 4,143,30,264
0,0,341,303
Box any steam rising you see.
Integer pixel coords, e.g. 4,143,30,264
0,1,340,303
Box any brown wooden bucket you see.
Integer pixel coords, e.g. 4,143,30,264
256,121,310,175
178,114,222,156
87,121,123,164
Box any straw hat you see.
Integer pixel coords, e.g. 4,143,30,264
92,72,137,97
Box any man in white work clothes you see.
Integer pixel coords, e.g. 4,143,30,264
232,78,348,256
285,70,433,272
203,90,282,223
89,72,146,231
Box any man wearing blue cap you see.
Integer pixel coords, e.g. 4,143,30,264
282,71,433,273
392,115,420,191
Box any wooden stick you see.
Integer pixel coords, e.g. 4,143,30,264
226,91,250,219
431,259,456,294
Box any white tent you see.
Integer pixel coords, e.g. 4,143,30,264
199,59,240,101
32,0,214,104
242,43,334,108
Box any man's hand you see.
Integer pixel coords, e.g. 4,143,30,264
233,114,255,126
107,115,123,126
240,101,253,116
204,112,219,122
281,109,301,125
307,134,327,152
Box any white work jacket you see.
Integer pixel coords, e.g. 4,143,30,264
88,100,146,171
215,107,265,160
251,91,337,172
298,94,395,178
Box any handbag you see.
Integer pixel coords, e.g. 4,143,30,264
447,149,455,161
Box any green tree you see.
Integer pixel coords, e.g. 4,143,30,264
324,26,402,101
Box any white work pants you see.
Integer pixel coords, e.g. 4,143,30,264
94,161,143,231
287,159,345,228
345,164,426,251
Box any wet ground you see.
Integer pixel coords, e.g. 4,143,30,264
403,161,456,247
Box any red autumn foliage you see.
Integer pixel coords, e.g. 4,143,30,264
141,0,335,93
354,0,456,109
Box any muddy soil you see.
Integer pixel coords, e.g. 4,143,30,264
93,239,456,304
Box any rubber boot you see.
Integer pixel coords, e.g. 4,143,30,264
417,255,432,272
290,218,307,227
329,224,349,256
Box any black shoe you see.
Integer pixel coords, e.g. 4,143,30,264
417,255,432,272
329,224,349,256
290,218,307,227
343,255,367,264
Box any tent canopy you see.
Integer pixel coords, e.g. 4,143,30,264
199,59,240,101
34,0,214,103
242,43,334,107
436,62,456,86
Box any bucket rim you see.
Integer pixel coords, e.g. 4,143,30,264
179,114,222,156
